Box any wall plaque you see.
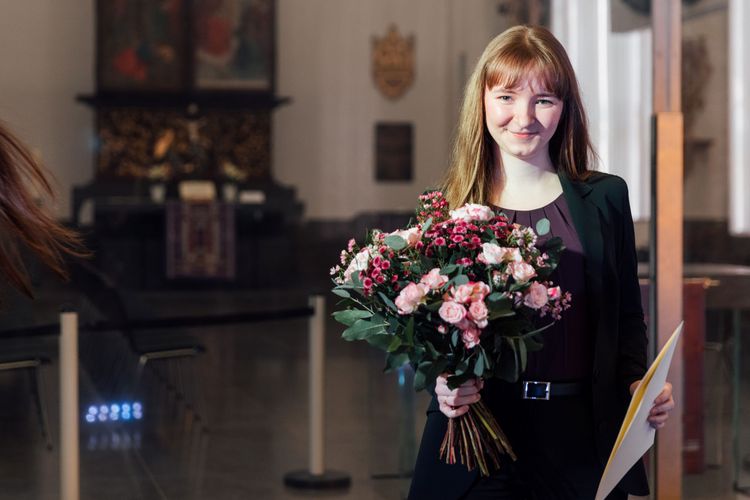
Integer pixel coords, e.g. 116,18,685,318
372,25,415,100
375,123,413,182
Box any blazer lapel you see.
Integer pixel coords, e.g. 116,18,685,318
559,172,605,346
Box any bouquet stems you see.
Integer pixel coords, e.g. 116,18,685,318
438,400,517,476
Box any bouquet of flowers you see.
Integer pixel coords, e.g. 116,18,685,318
331,191,571,476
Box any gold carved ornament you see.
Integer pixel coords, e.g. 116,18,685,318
372,25,415,100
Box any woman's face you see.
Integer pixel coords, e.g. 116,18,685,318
483,78,563,162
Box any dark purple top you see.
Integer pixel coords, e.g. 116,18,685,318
497,193,592,381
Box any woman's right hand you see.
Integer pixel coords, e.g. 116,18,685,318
435,374,484,418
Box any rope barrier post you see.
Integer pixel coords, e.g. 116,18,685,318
60,311,80,500
284,295,350,490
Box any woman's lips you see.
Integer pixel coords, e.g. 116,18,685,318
509,131,537,139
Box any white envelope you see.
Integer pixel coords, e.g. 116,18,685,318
595,322,684,500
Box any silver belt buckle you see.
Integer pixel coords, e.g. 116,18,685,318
523,381,551,400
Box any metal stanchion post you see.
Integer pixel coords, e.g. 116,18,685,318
60,311,80,500
284,295,351,489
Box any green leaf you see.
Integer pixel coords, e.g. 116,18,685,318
384,235,407,251
425,340,439,360
414,361,432,391
367,334,394,350
332,288,351,298
536,217,551,236
519,337,527,370
378,292,399,312
387,335,402,352
341,318,387,341
333,309,372,326
451,330,459,348
350,272,363,287
473,350,485,377
404,317,414,346
441,264,458,275
455,357,469,376
518,321,555,339
384,352,409,372
421,217,433,233
453,274,469,286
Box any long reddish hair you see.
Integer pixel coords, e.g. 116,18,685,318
442,25,597,208
0,121,87,297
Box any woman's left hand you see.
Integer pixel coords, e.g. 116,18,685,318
629,380,675,429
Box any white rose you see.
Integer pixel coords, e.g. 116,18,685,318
479,243,522,265
449,203,494,222
343,247,371,282
508,261,537,284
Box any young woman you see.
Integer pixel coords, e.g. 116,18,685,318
408,25,674,500
0,121,86,299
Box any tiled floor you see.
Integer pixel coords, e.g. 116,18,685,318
0,284,748,499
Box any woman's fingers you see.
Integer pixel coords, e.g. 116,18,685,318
440,393,481,407
653,382,673,405
439,402,470,418
436,377,483,418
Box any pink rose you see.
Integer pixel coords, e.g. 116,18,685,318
450,203,495,222
452,284,475,304
461,326,481,349
389,227,422,247
547,286,562,300
439,300,467,324
420,268,449,291
394,282,428,314
469,282,491,302
468,300,489,328
508,261,537,284
523,282,549,309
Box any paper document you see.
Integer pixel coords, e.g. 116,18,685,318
595,322,684,500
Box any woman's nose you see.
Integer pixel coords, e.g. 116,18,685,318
514,102,535,128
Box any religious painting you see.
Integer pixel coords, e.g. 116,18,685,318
194,0,274,90
97,0,187,91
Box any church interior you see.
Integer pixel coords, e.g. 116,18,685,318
0,0,748,499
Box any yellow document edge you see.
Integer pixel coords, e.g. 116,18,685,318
601,321,684,476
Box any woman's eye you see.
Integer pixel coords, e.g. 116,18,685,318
536,98,554,106
498,95,512,102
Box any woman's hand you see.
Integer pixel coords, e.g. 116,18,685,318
435,374,484,418
629,380,675,429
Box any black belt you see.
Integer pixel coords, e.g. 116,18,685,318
517,380,587,400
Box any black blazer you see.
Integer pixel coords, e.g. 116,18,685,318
408,171,649,499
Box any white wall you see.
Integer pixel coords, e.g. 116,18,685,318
273,0,506,220
0,0,95,220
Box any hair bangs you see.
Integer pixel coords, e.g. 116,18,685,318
483,47,568,98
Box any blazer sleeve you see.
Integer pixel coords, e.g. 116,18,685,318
615,180,648,395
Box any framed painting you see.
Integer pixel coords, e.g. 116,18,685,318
194,0,275,91
97,0,188,91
